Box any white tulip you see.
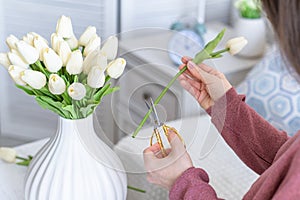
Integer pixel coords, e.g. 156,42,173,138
65,34,78,50
0,53,11,69
56,15,74,39
22,32,35,46
16,41,39,64
21,70,47,89
33,36,49,61
79,26,97,46
43,48,63,72
48,74,66,95
0,147,17,163
68,82,86,100
225,37,248,55
8,65,26,85
87,66,106,88
83,34,101,57
82,50,107,74
66,50,83,75
6,34,19,50
101,36,118,60
51,33,64,52
106,58,126,79
57,40,71,66
7,50,29,69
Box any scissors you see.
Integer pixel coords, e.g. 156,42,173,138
145,98,184,157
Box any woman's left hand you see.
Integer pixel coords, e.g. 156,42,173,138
143,130,193,190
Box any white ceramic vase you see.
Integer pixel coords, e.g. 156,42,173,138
24,114,127,200
234,17,266,58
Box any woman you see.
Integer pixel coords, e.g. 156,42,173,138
143,0,300,199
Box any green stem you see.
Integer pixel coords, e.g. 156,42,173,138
16,156,28,161
127,185,146,193
210,48,229,57
132,66,187,138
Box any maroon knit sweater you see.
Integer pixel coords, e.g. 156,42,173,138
169,88,300,199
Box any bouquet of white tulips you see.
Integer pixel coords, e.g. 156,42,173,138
0,15,126,119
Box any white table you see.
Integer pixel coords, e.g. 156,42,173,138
0,114,258,200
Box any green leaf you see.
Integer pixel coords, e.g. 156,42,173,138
80,104,98,118
35,96,70,118
62,105,77,119
15,84,35,96
193,29,225,64
94,83,111,102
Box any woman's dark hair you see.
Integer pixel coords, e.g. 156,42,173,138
262,0,300,76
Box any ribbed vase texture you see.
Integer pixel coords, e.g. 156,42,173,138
24,115,127,200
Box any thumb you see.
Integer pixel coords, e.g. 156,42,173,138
167,130,185,152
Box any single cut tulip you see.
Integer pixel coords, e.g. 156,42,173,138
56,15,74,39
33,36,49,61
0,53,11,69
8,65,26,85
82,50,107,74
21,70,47,89
66,34,78,50
57,40,71,66
101,36,118,60
48,74,66,95
0,147,17,163
87,66,105,88
51,33,64,53
83,34,101,56
225,37,248,55
106,58,126,79
79,26,97,46
7,50,29,69
68,82,86,100
16,41,39,64
66,50,83,74
6,34,19,50
43,48,63,72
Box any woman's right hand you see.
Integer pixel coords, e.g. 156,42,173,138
179,57,232,110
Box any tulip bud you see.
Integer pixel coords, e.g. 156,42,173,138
7,50,29,69
43,48,63,72
106,58,126,79
101,36,118,60
79,26,97,46
0,147,17,163
66,50,83,75
21,70,47,89
65,34,78,50
225,37,248,55
56,15,74,39
0,53,11,69
68,82,86,100
33,36,49,61
6,35,19,50
22,32,35,46
16,41,39,64
82,50,107,74
57,40,71,66
87,66,106,88
8,65,26,85
51,33,64,52
83,34,101,57
48,74,66,95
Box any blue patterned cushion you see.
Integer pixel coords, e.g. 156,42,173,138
236,46,300,136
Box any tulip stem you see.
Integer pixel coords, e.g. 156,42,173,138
16,156,28,161
210,48,229,57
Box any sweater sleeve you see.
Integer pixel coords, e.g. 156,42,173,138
207,88,289,174
169,167,222,200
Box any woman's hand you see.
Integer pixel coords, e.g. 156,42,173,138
179,57,232,110
143,130,193,190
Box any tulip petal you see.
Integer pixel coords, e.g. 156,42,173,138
7,51,29,69
83,34,101,57
66,50,83,75
87,66,105,88
79,26,97,46
21,70,47,89
48,74,66,95
16,41,39,64
56,15,74,39
68,82,86,100
6,34,19,50
43,48,63,72
8,65,26,85
0,53,11,69
0,147,17,163
106,58,126,79
101,36,118,60
82,50,107,74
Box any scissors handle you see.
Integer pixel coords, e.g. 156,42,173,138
150,125,184,158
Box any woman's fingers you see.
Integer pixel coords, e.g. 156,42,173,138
181,56,192,64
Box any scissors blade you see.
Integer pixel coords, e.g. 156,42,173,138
144,98,161,128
